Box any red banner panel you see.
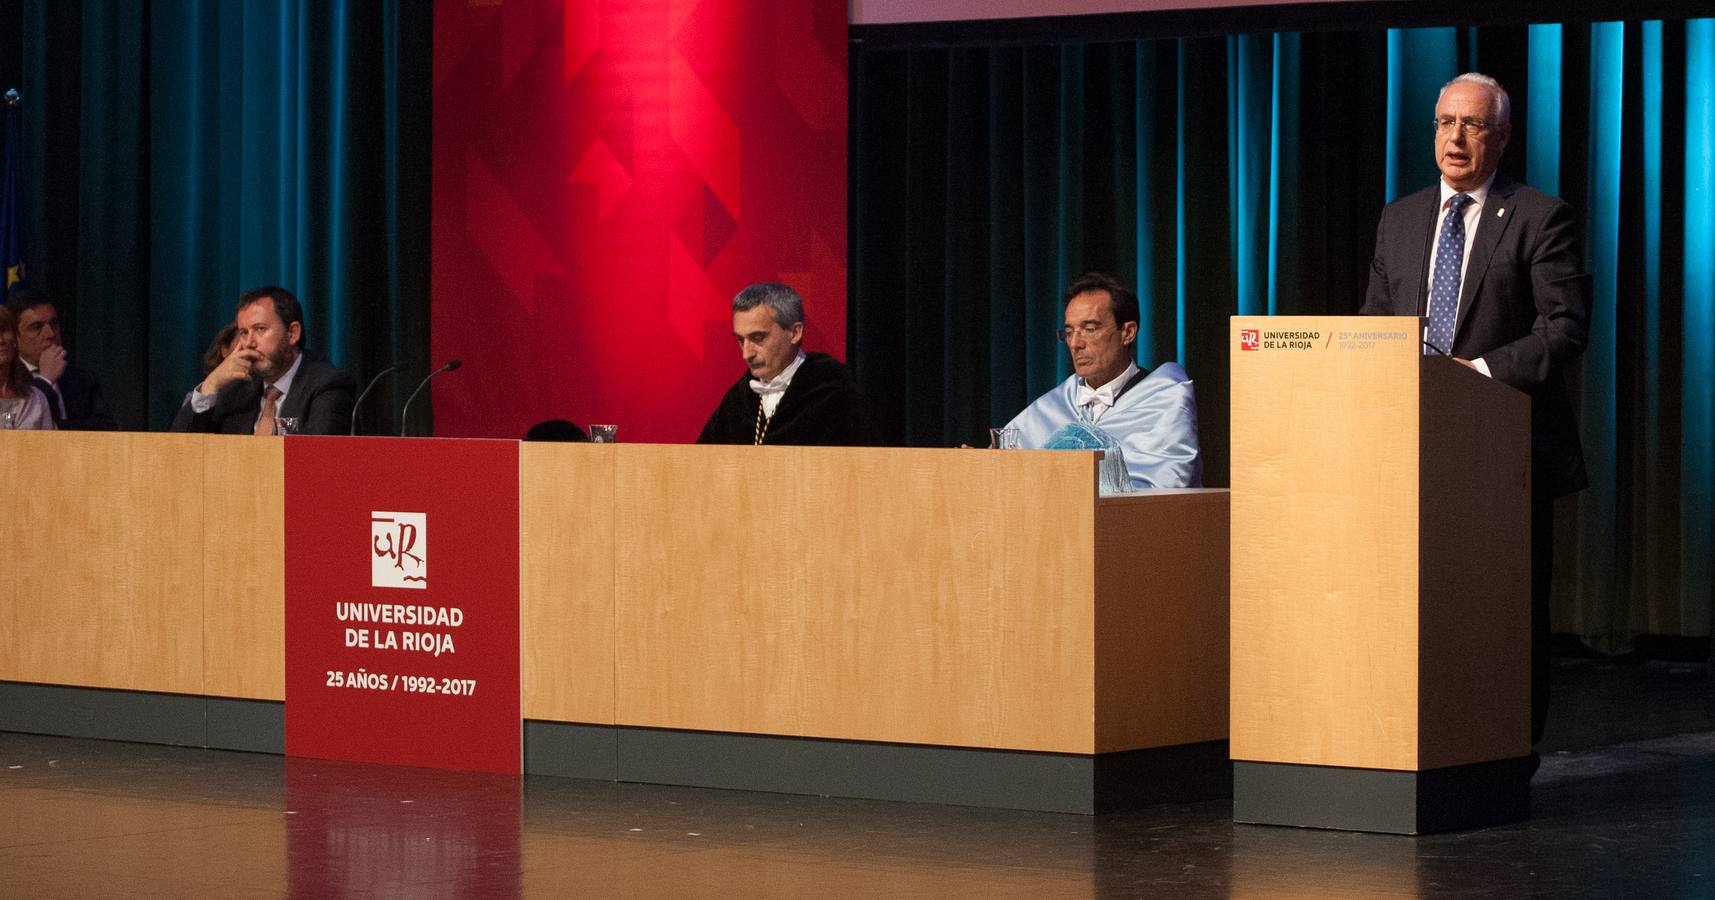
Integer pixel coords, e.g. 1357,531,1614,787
432,0,849,441
285,437,521,774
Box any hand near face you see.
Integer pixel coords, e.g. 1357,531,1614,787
200,346,264,396
37,343,68,384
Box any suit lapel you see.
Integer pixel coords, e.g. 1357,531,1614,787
28,375,65,423
280,370,309,418
1453,179,1518,342
1403,187,1440,317
277,351,322,419
218,379,263,434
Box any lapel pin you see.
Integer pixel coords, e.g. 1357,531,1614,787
1497,208,1507,217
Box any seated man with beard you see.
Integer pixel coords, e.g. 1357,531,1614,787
171,286,355,435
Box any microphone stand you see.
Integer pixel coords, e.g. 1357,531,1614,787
350,364,400,436
399,360,462,437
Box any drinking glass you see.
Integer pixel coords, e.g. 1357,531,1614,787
588,424,618,443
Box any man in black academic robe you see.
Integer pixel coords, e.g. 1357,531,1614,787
696,282,878,446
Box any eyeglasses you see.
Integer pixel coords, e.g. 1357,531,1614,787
1434,116,1497,136
1055,322,1112,343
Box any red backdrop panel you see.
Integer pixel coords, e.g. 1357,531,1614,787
432,0,849,441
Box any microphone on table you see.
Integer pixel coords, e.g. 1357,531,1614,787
350,364,400,436
399,359,462,438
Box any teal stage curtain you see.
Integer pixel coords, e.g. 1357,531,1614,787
17,1,429,432
850,18,1715,649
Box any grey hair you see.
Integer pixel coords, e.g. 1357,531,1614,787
732,282,804,328
1440,72,1511,125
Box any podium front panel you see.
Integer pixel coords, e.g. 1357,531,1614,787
1230,317,1423,770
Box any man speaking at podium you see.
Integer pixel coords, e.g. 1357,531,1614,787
171,286,356,436
1361,73,1592,745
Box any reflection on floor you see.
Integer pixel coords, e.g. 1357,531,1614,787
1,657,1711,899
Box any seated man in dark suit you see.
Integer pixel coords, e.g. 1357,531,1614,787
171,286,355,435
4,286,117,430
697,282,878,446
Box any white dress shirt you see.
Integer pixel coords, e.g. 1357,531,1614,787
749,351,807,418
1073,361,1140,424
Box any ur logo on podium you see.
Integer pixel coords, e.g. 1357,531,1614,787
1240,329,1260,352
372,511,427,590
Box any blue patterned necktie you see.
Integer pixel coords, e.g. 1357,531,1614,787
1425,192,1474,355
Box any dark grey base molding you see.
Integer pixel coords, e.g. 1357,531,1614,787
1233,756,1533,834
0,684,1226,814
0,681,284,754
525,720,1229,814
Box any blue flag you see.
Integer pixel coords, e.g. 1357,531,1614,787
1,89,25,290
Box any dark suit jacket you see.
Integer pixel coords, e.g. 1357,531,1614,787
170,348,356,436
1361,178,1591,496
30,363,116,430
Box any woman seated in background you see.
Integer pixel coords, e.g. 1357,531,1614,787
201,321,240,375
0,306,56,430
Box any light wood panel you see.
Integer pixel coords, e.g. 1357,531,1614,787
1,431,207,694
614,444,810,735
1230,316,1422,770
796,448,1097,752
612,446,1109,752
1417,358,1531,768
202,436,286,700
604,445,1217,754
1094,489,1229,753
519,442,616,723
983,450,1098,752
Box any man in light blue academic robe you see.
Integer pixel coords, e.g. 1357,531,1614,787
1005,272,1202,490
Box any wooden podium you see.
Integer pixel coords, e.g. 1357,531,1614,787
1229,316,1532,834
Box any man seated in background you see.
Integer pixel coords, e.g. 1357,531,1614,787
698,282,878,446
4,286,116,430
1005,272,1202,489
171,286,355,435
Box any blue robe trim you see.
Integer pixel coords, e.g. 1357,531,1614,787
1004,362,1203,489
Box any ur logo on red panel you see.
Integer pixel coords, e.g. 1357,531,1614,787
372,511,427,590
1240,329,1260,351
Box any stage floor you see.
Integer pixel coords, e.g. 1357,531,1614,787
2,657,1711,899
